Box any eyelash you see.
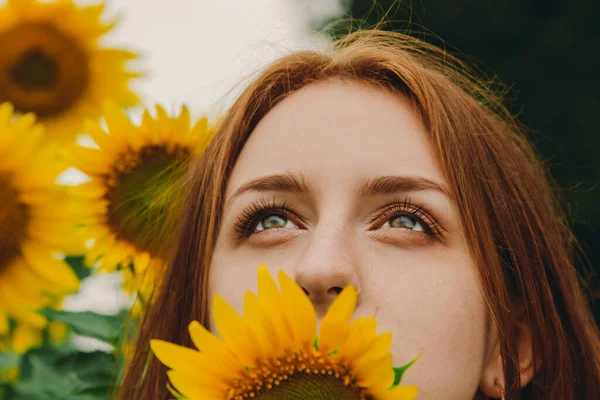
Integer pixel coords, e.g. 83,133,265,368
233,197,299,240
233,196,443,240
370,197,443,238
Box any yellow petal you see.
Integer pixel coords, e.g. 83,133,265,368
132,252,151,274
67,181,107,199
354,354,395,391
212,295,261,367
141,109,159,143
175,106,191,133
154,104,172,140
0,310,8,334
82,119,112,151
167,370,226,400
150,340,204,373
0,284,47,329
12,324,43,354
318,285,357,354
1,257,68,301
243,290,278,357
20,242,80,292
384,385,419,400
188,321,240,371
337,317,377,364
354,332,393,367
257,266,293,346
103,102,135,136
72,147,109,176
0,103,14,129
278,270,316,351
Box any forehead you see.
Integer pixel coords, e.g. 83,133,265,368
226,80,446,196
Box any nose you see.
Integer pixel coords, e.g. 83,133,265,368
293,228,361,317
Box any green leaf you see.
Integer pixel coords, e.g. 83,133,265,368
65,256,93,280
0,351,19,373
11,342,117,400
37,309,127,343
0,384,11,400
392,355,420,387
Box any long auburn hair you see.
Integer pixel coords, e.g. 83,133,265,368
118,30,600,399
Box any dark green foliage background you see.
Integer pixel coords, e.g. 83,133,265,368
332,0,599,319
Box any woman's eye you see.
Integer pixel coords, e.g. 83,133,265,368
383,214,425,232
254,214,298,232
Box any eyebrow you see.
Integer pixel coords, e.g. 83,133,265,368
227,172,311,206
227,172,451,207
358,175,452,199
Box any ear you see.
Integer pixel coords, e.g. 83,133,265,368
479,315,535,398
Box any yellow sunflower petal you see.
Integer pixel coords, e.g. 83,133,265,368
212,295,261,367
167,370,226,400
82,120,112,151
0,284,47,329
0,103,13,128
353,353,395,391
141,109,159,143
278,269,317,351
175,105,191,133
103,102,135,138
383,384,419,400
318,285,358,354
0,310,8,335
354,331,393,366
12,324,43,354
150,340,206,373
337,317,377,364
188,321,242,372
243,290,278,357
257,266,294,347
20,242,80,292
154,104,172,140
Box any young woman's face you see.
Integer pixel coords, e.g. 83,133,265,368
209,81,497,399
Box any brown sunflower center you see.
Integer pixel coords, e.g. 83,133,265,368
0,174,29,273
0,23,89,118
228,351,372,400
103,145,190,258
10,48,59,90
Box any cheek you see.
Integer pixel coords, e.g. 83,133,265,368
207,245,260,332
362,251,488,400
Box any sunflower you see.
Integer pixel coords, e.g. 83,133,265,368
0,0,141,142
151,266,418,400
0,102,81,352
69,103,214,294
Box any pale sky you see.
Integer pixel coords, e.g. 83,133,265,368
85,0,344,119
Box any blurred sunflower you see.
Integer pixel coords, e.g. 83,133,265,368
0,102,80,353
70,103,214,295
151,266,418,400
0,0,141,142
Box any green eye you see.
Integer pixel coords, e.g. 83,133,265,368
254,214,297,232
259,215,287,230
385,215,424,232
